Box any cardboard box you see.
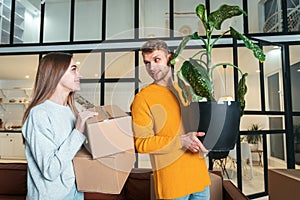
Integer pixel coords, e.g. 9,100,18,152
73,147,136,194
84,105,134,159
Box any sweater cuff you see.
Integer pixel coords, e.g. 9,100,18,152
74,129,86,144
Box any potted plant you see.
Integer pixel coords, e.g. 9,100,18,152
243,123,263,151
171,4,266,151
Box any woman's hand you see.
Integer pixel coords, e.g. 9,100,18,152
180,132,208,153
75,110,98,133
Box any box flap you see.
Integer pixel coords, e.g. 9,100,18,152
87,105,128,124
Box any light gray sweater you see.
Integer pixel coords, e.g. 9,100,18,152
22,100,86,200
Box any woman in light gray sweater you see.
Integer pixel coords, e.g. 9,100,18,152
22,52,97,200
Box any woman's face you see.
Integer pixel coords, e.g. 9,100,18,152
59,58,82,92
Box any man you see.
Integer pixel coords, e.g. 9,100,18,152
131,40,211,200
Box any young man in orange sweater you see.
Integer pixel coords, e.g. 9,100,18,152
131,39,211,200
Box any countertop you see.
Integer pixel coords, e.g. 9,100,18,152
0,128,22,133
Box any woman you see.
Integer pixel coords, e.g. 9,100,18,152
22,52,97,200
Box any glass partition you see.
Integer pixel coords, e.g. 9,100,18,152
238,46,262,111
13,0,40,44
0,54,39,126
248,0,262,33
76,83,101,109
260,0,283,33
287,0,300,32
0,54,38,81
105,51,135,78
104,82,135,113
106,0,134,40
263,46,283,112
74,0,102,41
139,0,169,38
289,45,300,112
73,52,101,79
44,0,70,42
138,51,152,89
173,0,205,37
294,116,300,166
0,0,12,44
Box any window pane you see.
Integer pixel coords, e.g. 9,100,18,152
293,116,300,165
1,0,11,44
44,0,70,42
211,48,234,100
76,83,101,109
260,0,282,33
210,0,244,35
264,46,283,111
174,0,205,37
240,115,270,131
0,54,38,125
171,47,235,101
287,0,300,32
139,0,169,38
73,52,101,79
238,47,262,111
248,0,262,33
0,54,38,81
104,82,134,113
138,51,152,88
17,0,41,44
14,0,40,44
74,0,102,41
289,45,300,112
106,0,134,40
105,51,134,78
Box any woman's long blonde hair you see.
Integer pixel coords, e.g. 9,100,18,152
22,52,77,124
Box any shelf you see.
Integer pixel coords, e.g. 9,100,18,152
0,102,29,111
0,88,32,98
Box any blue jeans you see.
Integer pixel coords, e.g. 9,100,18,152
174,186,210,200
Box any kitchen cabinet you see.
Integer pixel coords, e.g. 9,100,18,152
0,132,26,160
0,87,32,128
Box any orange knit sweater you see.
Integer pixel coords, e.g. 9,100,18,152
131,83,210,199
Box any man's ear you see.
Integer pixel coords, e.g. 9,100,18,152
167,52,173,66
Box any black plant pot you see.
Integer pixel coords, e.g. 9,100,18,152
182,101,241,152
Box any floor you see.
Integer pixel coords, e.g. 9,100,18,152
212,157,299,200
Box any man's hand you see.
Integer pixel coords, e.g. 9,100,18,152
180,132,208,153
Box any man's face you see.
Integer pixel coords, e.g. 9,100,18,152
143,50,171,86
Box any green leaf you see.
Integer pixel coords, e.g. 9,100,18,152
196,4,209,30
171,34,195,65
208,4,247,30
181,60,213,100
230,27,266,62
237,73,248,116
177,71,190,103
